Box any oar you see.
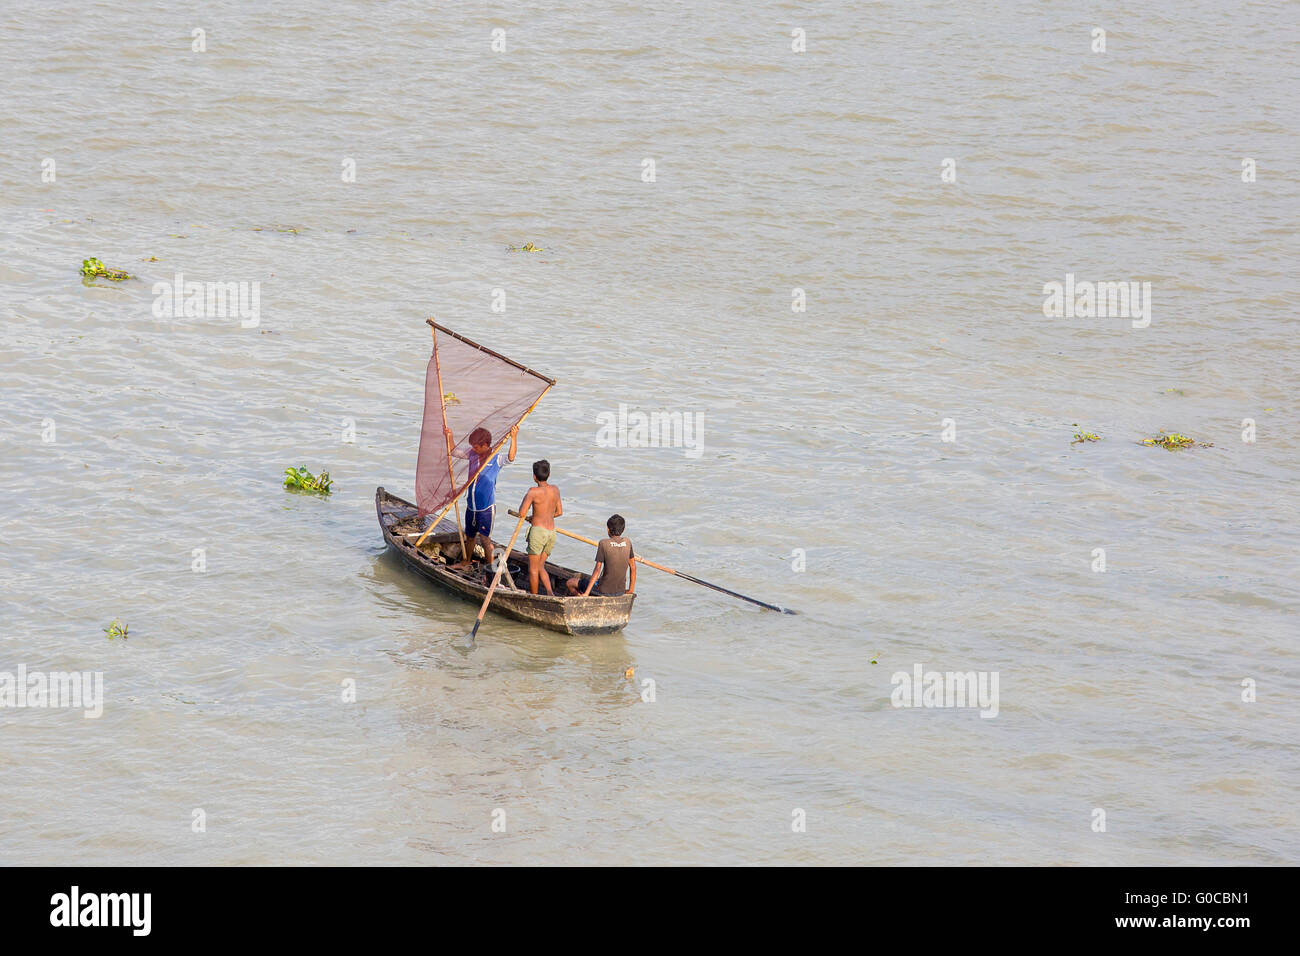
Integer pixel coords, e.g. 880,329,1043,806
507,510,796,614
464,508,531,644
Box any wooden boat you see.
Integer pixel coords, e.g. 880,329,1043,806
375,487,635,635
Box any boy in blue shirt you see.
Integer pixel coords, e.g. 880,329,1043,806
445,424,518,571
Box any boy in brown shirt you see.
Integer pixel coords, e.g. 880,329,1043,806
567,515,636,597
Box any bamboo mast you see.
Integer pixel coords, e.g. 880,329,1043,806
430,321,469,561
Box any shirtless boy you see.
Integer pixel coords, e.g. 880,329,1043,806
518,459,562,595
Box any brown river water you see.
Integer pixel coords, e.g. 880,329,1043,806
1,1,1297,864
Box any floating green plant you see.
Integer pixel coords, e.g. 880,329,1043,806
1072,431,1102,444
1141,432,1211,450
443,392,461,405
80,257,132,281
104,619,129,640
507,241,543,252
284,465,333,494
252,225,302,234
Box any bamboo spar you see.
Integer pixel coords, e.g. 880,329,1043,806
412,384,552,547
465,508,531,643
430,322,468,562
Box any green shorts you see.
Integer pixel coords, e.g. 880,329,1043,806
526,526,556,556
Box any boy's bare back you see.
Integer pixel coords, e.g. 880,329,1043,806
524,484,562,529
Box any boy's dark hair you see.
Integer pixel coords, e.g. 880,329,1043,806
533,459,550,481
468,427,491,448
607,514,625,536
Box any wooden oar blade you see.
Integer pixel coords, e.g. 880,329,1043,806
673,570,795,613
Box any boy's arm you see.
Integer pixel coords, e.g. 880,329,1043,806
628,555,636,595
444,426,466,459
554,490,562,520
518,487,535,518
506,425,518,462
582,561,603,596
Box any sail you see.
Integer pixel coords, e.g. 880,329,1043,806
415,322,553,519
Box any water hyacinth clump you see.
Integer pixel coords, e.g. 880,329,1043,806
284,465,333,494
1072,431,1102,444
81,257,132,280
1141,432,1210,450
104,619,128,640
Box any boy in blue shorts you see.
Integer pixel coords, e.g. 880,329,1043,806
445,423,518,571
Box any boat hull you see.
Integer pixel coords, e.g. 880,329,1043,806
375,487,634,635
